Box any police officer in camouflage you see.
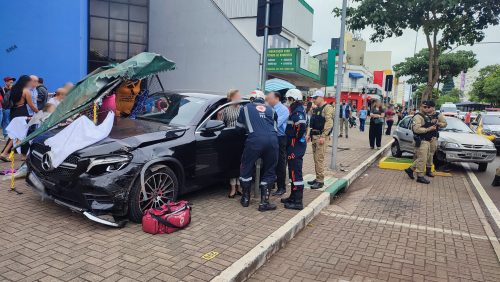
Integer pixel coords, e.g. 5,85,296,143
281,89,307,210
426,101,447,176
404,101,438,184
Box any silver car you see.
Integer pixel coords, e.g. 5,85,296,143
392,116,497,171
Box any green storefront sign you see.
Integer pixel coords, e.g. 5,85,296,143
266,48,297,72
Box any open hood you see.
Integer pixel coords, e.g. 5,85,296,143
18,52,176,147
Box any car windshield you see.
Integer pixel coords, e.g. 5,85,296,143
136,94,206,126
441,118,474,133
440,106,456,113
483,115,500,125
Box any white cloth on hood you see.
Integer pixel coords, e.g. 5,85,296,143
6,117,29,154
45,111,115,168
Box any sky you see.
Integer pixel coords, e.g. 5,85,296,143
308,0,500,69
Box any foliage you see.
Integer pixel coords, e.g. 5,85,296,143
441,77,455,93
393,49,477,86
337,0,500,100
470,65,500,106
436,89,461,107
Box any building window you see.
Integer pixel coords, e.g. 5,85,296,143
88,0,149,72
350,78,358,89
269,35,290,48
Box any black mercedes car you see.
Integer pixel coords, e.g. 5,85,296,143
26,92,247,226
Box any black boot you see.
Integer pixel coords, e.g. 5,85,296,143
404,168,415,180
272,186,286,196
258,183,277,212
281,183,295,204
310,182,324,189
307,179,317,186
426,167,434,177
284,187,303,210
240,181,251,207
416,176,430,184
492,175,500,187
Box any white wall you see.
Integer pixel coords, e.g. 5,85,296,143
282,0,313,45
149,0,261,95
364,51,392,72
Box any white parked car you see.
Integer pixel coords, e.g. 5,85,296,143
392,116,497,171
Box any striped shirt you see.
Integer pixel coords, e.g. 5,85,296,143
221,105,241,127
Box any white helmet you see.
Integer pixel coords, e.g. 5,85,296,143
285,89,303,101
249,90,265,100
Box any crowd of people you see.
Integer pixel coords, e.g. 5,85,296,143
0,75,72,161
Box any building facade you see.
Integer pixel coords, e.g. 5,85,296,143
1,0,260,94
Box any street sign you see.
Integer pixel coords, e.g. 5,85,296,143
256,0,284,37
266,48,297,72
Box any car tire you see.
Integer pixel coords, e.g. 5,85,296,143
391,140,402,157
128,165,179,223
478,163,488,172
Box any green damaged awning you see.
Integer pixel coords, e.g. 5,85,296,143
17,52,175,147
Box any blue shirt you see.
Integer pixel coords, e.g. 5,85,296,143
273,102,289,137
27,88,38,116
359,109,368,119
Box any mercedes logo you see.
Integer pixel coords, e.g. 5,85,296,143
41,153,53,171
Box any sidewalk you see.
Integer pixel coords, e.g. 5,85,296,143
250,166,500,281
0,127,388,281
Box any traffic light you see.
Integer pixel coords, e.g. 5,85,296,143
384,75,393,92
256,0,284,37
411,84,417,92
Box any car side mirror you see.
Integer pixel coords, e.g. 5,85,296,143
203,120,225,133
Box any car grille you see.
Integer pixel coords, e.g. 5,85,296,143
462,144,485,149
30,143,80,180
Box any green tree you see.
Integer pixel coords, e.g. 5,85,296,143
436,88,461,107
441,77,455,93
470,65,500,106
393,49,477,91
338,0,500,101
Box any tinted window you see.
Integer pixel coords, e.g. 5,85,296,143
88,0,149,72
137,94,206,126
399,117,411,129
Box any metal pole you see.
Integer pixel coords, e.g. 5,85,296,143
330,0,347,170
260,0,271,91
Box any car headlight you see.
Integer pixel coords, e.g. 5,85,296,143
443,142,460,149
485,144,496,149
87,155,132,175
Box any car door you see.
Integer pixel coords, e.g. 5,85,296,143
398,117,414,152
193,102,247,186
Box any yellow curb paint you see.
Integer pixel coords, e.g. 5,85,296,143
202,251,219,261
378,157,435,172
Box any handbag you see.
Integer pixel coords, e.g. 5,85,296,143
142,200,191,234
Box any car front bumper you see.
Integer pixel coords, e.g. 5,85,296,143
441,148,497,163
26,155,142,220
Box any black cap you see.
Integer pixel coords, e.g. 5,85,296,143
422,100,435,107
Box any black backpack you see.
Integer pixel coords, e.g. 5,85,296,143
1,87,13,109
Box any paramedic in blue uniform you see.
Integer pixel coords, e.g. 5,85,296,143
280,89,307,210
237,90,279,212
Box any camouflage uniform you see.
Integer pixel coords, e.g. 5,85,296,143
427,111,447,169
410,114,434,177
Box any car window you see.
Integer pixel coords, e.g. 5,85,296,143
198,101,249,130
136,94,206,126
483,115,500,125
441,118,474,133
399,117,410,129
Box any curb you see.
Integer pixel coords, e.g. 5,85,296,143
211,140,394,282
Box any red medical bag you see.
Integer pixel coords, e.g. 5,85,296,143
142,200,191,234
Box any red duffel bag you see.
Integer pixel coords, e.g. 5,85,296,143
142,200,191,234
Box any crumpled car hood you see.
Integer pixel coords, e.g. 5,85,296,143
34,118,187,157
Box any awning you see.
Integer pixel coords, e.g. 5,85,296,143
349,72,364,79
265,78,296,92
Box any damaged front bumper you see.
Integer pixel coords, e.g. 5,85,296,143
26,158,141,227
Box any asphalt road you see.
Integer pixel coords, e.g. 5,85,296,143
473,155,500,211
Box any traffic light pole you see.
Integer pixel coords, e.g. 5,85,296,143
260,0,271,91
330,0,347,170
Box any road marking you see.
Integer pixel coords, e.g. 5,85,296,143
320,211,500,242
462,163,500,229
461,165,500,261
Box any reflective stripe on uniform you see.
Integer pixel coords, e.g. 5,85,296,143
297,120,307,124
239,176,252,182
293,181,304,186
243,106,254,133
